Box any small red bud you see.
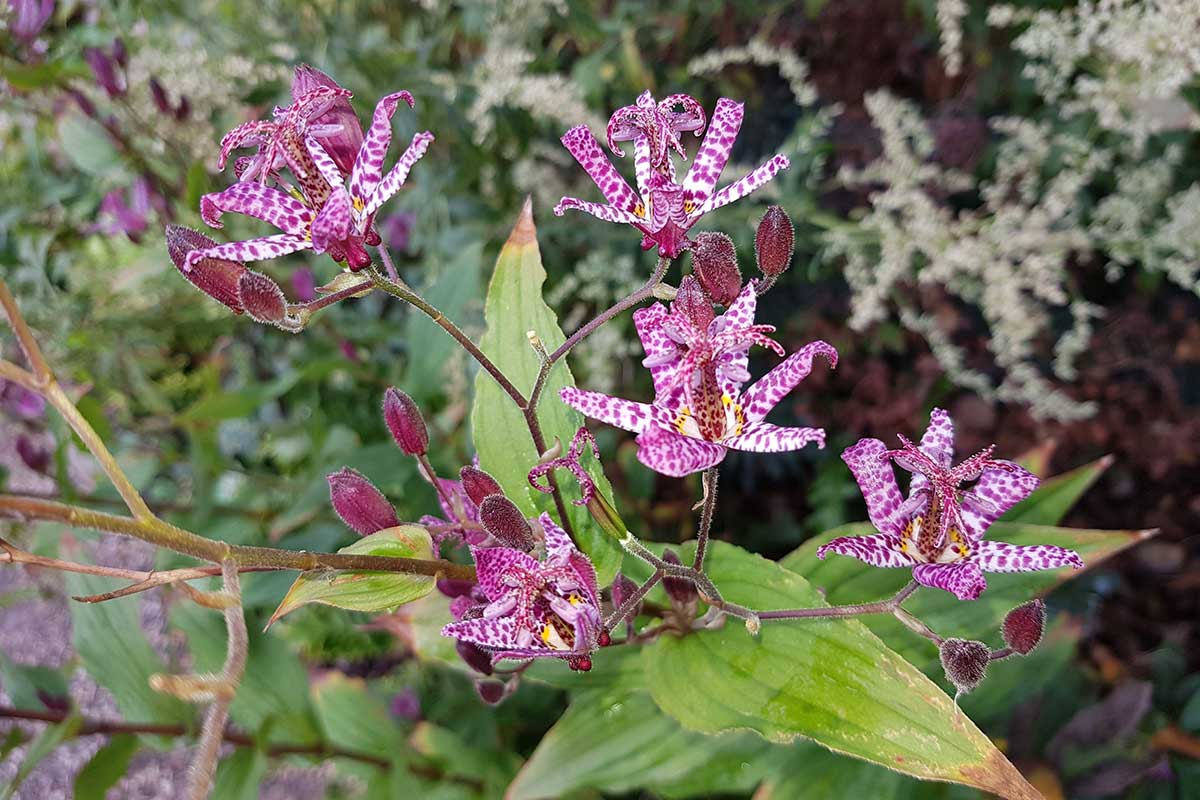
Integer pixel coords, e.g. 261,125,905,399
939,638,990,695
598,629,612,647
475,678,507,704
690,232,741,306
382,387,428,455
662,549,699,610
327,467,400,536
477,495,535,552
1002,599,1046,655
460,466,503,507
237,270,288,324
673,276,715,330
754,206,794,277
569,656,592,672
457,640,494,676
166,225,246,313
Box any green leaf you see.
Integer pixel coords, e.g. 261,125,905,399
1004,454,1112,525
782,522,1154,670
0,653,69,711
55,113,126,179
470,200,623,585
410,722,522,796
404,242,484,400
640,541,1039,799
1,715,81,800
507,686,779,800
311,672,403,760
760,743,944,800
211,747,269,800
74,735,140,800
268,525,437,626
67,574,192,725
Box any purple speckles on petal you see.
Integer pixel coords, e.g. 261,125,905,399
739,340,838,423
972,540,1084,573
199,182,314,235
817,533,914,569
913,561,987,600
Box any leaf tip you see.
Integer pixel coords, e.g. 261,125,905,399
506,195,537,247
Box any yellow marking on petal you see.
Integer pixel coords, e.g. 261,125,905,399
568,593,583,606
541,624,554,644
633,201,646,218
675,407,691,436
288,187,307,204
684,200,696,214
352,195,365,213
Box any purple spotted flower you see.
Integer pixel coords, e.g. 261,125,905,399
441,513,602,671
554,91,789,259
818,409,1083,600
561,281,835,477
187,78,432,272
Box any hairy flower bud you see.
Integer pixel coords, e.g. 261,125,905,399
166,225,246,313
662,549,699,616
939,638,990,695
478,495,535,552
382,387,428,456
690,232,741,306
1002,599,1046,655
327,467,400,536
237,270,288,325
673,275,715,330
460,466,503,507
610,572,642,617
10,0,55,41
754,206,794,277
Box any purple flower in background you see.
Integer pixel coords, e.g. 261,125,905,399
441,514,601,671
83,45,124,98
90,177,164,242
9,0,54,41
555,92,789,258
291,266,317,302
381,210,415,254
561,281,835,476
191,89,433,271
1,379,46,419
818,409,1083,600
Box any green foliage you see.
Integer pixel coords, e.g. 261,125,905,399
74,735,141,800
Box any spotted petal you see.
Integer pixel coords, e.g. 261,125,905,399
442,614,519,651
912,561,987,600
739,340,838,424
634,426,726,477
471,545,540,601
365,130,435,217
695,154,790,218
304,135,346,190
560,125,641,214
310,186,352,254
682,98,743,208
350,91,415,210
185,234,311,269
199,183,314,236
724,421,825,453
559,387,664,434
971,540,1083,573
713,281,758,396
958,461,1040,542
553,196,642,225
633,303,682,401
909,407,956,497
540,513,599,607
841,438,907,537
816,532,915,568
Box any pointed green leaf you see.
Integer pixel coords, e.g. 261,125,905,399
211,747,269,800
1003,454,1113,525
267,525,437,626
0,715,81,800
641,541,1039,799
311,672,403,760
75,735,140,800
470,199,622,584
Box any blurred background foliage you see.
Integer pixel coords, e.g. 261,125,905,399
1,0,1198,797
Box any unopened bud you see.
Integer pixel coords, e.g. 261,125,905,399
436,578,477,599
610,572,641,614
83,46,123,98
460,466,503,507
327,467,400,535
673,275,715,329
237,270,288,325
754,206,794,277
586,488,628,541
111,38,128,68
662,549,699,613
382,387,428,455
690,232,741,306
166,225,246,313
939,638,990,695
149,78,172,115
1002,599,1046,655
475,678,507,704
477,495,535,551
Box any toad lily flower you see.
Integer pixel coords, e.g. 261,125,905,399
555,92,790,259
441,513,602,671
818,409,1083,600
561,281,836,476
188,91,433,271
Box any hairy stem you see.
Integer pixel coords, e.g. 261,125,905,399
757,581,920,620
604,570,662,631
693,468,718,571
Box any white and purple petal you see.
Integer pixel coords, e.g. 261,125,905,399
912,561,987,600
724,421,825,453
909,407,955,497
364,130,435,217
559,387,662,434
199,183,314,235
560,125,641,214
184,233,311,270
957,461,1040,542
553,196,642,225
310,186,352,254
971,540,1083,573
441,614,519,651
816,532,914,568
841,438,908,537
695,154,790,218
304,135,346,190
349,90,415,209
634,426,726,477
470,545,540,601
633,303,683,401
739,340,838,424
681,98,743,208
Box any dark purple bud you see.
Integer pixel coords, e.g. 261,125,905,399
291,64,362,176
237,270,288,325
148,77,171,115
67,89,96,118
457,641,494,676
165,225,246,314
475,678,507,704
111,37,127,68
754,205,794,278
16,435,50,473
389,688,421,722
174,95,190,122
1002,599,1046,655
327,467,400,536
661,549,698,609
690,231,741,306
673,275,715,330
436,578,477,599
10,0,54,42
83,46,122,98
478,495,535,552
939,638,990,695
5,385,45,419
459,466,503,507
382,387,428,456
610,572,641,616
291,266,317,303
